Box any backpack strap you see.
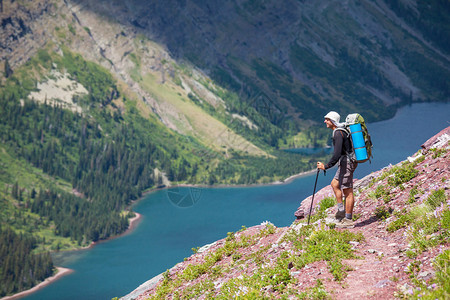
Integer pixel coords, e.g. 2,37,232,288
333,127,353,157
333,127,349,138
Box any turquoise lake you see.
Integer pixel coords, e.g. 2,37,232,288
24,102,449,300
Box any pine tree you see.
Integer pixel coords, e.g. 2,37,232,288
4,58,13,78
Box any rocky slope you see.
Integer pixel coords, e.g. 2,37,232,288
2,0,449,131
71,0,450,124
121,126,449,299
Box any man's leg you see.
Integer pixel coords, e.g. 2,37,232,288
331,179,342,202
343,187,354,219
331,179,345,220
336,187,355,228
335,158,357,228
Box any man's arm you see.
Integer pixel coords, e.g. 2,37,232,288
320,131,344,170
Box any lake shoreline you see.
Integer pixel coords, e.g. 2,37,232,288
1,213,142,300
6,167,301,300
0,267,73,300
10,163,317,299
140,168,318,193
71,212,143,251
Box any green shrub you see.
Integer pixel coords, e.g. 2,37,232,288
414,155,425,164
259,257,292,292
434,250,450,295
430,147,446,159
259,223,276,236
319,196,336,211
374,206,393,220
298,279,330,299
408,213,442,253
387,163,418,187
387,210,413,232
352,213,361,221
68,23,76,35
370,185,391,203
405,250,417,259
407,186,420,204
37,49,52,68
306,196,337,223
231,252,242,262
426,189,446,209
320,197,336,210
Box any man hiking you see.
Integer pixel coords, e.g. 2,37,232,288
317,111,357,228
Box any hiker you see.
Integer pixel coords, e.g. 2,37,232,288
317,111,357,228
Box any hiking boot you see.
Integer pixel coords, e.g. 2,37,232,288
335,218,355,229
334,210,345,221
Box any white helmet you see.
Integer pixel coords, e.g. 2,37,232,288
324,111,341,126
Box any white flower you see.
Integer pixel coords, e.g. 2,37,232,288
261,220,274,226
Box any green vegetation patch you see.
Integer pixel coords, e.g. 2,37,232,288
369,185,391,203
387,188,449,258
306,196,337,224
368,160,422,205
150,224,363,299
283,226,364,282
387,209,413,232
146,222,360,299
297,279,331,299
149,224,276,299
397,250,450,299
426,189,446,209
374,205,393,220
387,163,419,187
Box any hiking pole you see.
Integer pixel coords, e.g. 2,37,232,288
307,168,324,225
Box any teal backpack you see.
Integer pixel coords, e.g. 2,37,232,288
337,113,373,163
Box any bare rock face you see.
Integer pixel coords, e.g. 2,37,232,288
421,127,450,153
294,207,305,219
122,127,450,299
0,0,54,67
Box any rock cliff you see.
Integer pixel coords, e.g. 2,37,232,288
2,0,449,128
0,0,54,67
122,127,449,299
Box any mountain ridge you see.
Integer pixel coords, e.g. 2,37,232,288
2,0,449,131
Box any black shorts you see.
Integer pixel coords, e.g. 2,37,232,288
333,156,357,189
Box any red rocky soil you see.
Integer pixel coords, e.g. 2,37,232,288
123,127,449,300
